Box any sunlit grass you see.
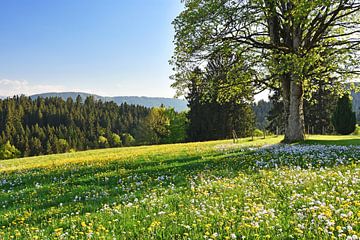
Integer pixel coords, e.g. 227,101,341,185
0,135,359,239
304,134,360,145
0,136,282,173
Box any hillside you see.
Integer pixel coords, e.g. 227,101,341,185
30,92,188,112
1,135,359,239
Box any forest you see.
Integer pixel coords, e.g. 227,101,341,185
1,88,358,160
0,92,257,159
0,95,188,159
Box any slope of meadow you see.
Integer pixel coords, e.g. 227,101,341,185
0,135,359,239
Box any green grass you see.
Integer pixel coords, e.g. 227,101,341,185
0,135,359,239
304,134,360,145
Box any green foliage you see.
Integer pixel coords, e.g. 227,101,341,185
0,141,20,160
354,125,360,136
332,95,357,135
98,136,109,148
186,64,255,141
1,94,185,155
135,107,171,145
162,108,188,144
253,129,264,137
253,100,272,130
171,0,360,142
134,106,189,145
0,95,150,157
147,107,171,142
121,133,135,146
304,82,338,134
57,139,70,153
110,133,122,147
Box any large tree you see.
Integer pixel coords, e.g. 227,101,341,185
186,64,255,141
171,0,360,142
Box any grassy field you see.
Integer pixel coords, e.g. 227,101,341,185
0,135,359,239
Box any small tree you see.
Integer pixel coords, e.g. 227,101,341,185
0,141,20,160
111,133,122,147
57,139,70,153
121,133,135,146
332,95,356,135
98,136,109,148
162,108,187,144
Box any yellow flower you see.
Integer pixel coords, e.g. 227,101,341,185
294,228,303,234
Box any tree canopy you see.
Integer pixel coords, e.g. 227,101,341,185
172,0,360,142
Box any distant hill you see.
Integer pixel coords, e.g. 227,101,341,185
30,92,188,112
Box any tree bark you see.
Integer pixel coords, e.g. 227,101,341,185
281,75,290,134
283,26,305,143
284,79,305,143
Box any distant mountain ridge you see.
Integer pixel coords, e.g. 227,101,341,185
29,92,188,112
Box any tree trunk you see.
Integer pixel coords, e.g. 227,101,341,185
284,80,305,143
281,75,290,134
283,26,305,143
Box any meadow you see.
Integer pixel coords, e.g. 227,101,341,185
0,135,359,239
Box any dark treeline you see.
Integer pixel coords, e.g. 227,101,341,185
267,86,338,135
0,95,153,158
184,53,255,142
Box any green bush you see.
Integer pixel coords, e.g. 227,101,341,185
121,133,135,146
98,136,109,148
253,129,264,137
56,139,70,153
111,133,122,147
0,141,21,160
354,124,360,135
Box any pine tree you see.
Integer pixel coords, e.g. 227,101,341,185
0,95,163,158
332,95,356,135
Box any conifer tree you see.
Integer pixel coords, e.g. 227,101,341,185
332,95,356,135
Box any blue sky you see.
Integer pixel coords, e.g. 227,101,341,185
0,0,183,97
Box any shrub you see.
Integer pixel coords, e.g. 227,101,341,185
111,133,122,147
121,133,135,146
354,124,360,135
253,129,264,137
0,141,21,160
98,136,109,148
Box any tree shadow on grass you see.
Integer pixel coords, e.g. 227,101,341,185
0,150,255,225
1,143,358,227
